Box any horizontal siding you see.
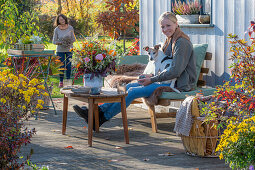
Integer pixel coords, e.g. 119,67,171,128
140,0,255,87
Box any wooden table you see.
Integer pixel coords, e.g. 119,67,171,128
7,49,57,115
60,88,129,147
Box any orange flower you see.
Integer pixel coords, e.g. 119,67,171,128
88,43,93,48
108,50,117,56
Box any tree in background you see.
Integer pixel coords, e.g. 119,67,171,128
96,0,139,52
0,0,44,59
57,0,62,14
39,0,102,37
14,0,40,13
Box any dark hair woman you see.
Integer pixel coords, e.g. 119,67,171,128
53,14,75,88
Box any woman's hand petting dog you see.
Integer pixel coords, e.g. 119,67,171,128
138,77,152,86
138,74,152,79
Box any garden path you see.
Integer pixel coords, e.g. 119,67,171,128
20,98,230,170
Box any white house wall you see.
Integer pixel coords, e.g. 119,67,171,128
139,0,255,87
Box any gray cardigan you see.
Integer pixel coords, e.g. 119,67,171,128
52,25,75,52
150,38,197,91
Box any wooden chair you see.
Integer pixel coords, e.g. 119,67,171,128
144,52,215,132
116,44,216,133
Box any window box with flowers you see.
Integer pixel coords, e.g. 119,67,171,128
172,0,212,26
172,0,202,24
14,34,45,52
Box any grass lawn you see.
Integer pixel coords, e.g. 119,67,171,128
45,38,134,51
46,38,136,98
0,38,136,98
48,75,84,98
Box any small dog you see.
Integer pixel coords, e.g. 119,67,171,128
143,45,180,93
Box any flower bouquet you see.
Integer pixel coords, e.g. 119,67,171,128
71,37,118,88
57,36,74,48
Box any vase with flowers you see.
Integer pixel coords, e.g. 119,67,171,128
172,0,201,24
71,37,118,92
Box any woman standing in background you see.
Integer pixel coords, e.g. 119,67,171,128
53,14,75,88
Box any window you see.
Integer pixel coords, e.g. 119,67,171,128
171,0,212,25
200,0,211,15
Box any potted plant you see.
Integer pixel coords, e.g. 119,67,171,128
172,0,201,24
16,34,44,52
71,37,119,91
200,20,255,169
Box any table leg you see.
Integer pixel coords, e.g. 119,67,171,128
121,96,129,144
94,103,99,132
88,98,94,147
62,94,68,135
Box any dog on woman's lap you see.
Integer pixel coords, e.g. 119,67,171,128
142,45,180,93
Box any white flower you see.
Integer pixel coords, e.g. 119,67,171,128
30,34,42,44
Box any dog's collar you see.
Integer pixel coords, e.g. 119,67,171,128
161,56,172,63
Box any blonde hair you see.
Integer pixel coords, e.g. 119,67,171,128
158,12,177,24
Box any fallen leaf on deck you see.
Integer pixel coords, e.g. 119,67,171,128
64,146,73,149
83,126,87,129
50,130,61,132
128,128,133,130
115,146,122,149
158,152,175,156
108,159,122,162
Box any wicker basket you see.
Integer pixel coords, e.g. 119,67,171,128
180,98,220,157
181,118,220,157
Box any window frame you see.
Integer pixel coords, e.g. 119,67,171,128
171,0,213,27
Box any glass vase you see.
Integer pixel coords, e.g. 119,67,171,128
83,73,103,94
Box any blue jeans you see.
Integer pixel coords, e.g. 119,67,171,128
100,82,170,120
57,52,72,82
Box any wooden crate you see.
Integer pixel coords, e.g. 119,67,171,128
7,49,55,56
14,44,44,52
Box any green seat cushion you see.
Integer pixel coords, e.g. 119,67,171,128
118,55,149,65
159,87,216,100
193,44,208,83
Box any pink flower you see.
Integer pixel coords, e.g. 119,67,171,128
84,57,90,63
95,54,104,60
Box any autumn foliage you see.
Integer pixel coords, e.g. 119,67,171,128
202,20,255,169
127,38,140,55
0,70,48,168
96,0,139,39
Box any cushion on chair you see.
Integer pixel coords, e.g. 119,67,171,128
159,87,216,100
118,55,149,65
193,44,208,83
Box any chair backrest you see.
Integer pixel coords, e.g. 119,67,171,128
192,44,208,84
197,52,212,87
118,44,211,87
118,55,148,65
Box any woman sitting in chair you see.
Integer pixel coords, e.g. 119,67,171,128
73,11,197,130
